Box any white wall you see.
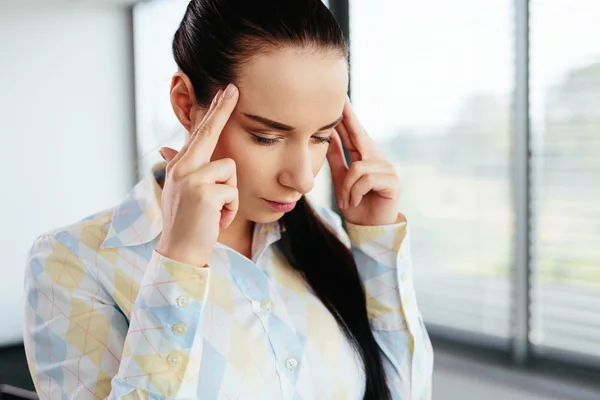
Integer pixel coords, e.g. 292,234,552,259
0,2,137,346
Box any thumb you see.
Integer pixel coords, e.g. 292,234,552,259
159,147,179,162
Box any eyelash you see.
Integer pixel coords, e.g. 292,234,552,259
251,134,332,146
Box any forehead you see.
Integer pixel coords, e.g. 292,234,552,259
234,48,349,128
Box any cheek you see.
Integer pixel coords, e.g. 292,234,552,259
213,128,276,187
211,127,250,163
311,145,330,175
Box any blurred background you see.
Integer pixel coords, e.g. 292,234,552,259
0,0,598,399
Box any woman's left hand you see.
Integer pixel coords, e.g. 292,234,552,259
327,97,401,226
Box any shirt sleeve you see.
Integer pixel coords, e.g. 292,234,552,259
23,234,211,399
314,206,434,400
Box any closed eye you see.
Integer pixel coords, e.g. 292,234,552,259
249,131,332,146
313,136,332,144
251,135,279,146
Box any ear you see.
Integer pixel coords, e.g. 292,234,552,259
170,71,200,132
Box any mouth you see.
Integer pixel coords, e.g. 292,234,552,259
263,199,298,213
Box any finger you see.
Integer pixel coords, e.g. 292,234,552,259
326,129,348,181
159,147,179,163
349,173,398,208
197,89,223,127
335,121,361,163
192,157,237,188
340,161,391,209
341,97,376,159
183,83,239,166
172,89,223,165
210,184,239,229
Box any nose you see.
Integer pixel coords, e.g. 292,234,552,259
278,145,315,195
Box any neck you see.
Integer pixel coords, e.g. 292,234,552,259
218,213,254,259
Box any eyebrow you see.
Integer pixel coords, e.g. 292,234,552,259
242,113,343,132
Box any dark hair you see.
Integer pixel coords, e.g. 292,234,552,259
172,1,390,399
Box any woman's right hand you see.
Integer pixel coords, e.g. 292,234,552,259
155,84,240,267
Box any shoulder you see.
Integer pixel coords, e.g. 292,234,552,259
28,207,116,268
29,168,163,261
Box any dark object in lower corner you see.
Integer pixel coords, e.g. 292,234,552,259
0,384,38,400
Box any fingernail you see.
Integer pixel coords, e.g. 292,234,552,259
223,83,237,98
214,89,223,102
339,199,345,209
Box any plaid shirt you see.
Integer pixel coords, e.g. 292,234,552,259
23,162,433,399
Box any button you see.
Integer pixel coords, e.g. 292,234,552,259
285,357,298,371
172,323,187,337
260,299,273,312
167,354,180,367
176,294,191,308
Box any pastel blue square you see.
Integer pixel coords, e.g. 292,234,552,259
197,340,228,398
112,199,144,233
353,247,393,280
56,231,80,255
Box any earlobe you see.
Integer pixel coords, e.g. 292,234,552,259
170,71,198,131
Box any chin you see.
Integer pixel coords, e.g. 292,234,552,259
248,209,285,224
240,197,293,224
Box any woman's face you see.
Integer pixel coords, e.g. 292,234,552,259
209,48,349,223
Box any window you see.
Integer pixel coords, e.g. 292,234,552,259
133,0,189,177
530,0,600,363
349,0,515,341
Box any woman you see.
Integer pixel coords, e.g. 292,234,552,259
23,0,433,399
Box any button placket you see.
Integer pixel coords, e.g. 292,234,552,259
227,249,304,392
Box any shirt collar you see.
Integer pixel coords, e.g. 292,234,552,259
100,162,285,250
100,162,166,249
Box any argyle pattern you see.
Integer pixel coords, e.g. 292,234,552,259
23,163,433,399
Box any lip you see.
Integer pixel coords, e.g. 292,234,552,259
263,199,297,212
